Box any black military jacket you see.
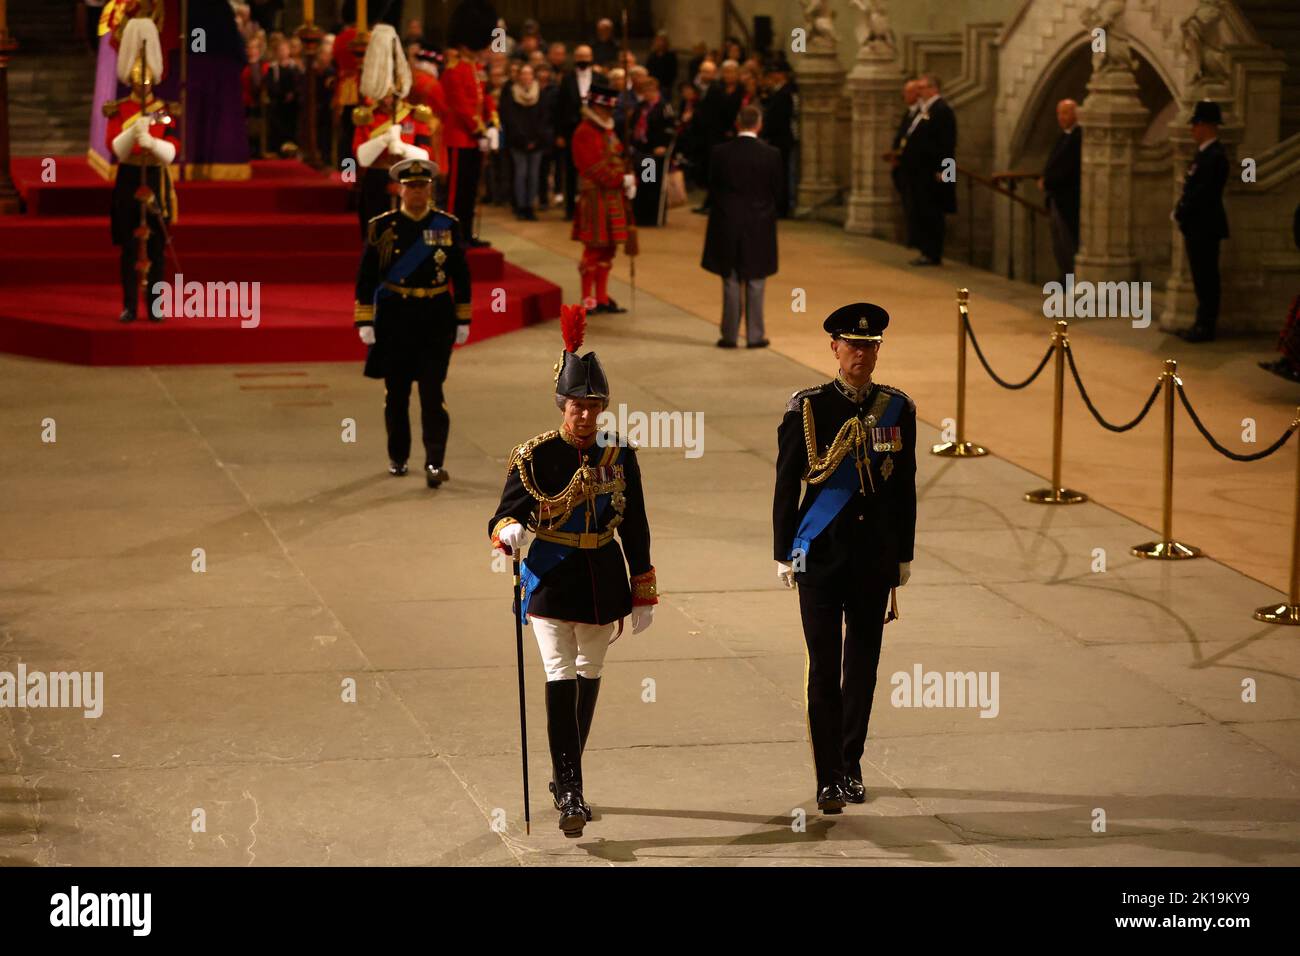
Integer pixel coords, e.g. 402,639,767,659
773,376,917,587
353,205,473,379
490,429,654,624
1175,139,1229,240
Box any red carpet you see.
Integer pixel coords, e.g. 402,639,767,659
0,157,561,365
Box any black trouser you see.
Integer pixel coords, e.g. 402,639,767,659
448,146,483,234
384,374,449,468
798,575,892,788
118,232,165,317
1184,232,1222,332
633,155,664,226
909,178,946,262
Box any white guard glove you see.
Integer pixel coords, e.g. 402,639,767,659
455,324,470,346
358,326,375,345
776,561,796,589
631,604,654,635
477,136,490,151
497,522,528,555
898,561,911,587
486,127,500,151
387,125,407,154
622,172,636,200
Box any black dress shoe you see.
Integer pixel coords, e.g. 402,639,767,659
388,460,408,476
1259,358,1300,382
716,338,738,349
557,787,587,836
747,338,770,349
817,783,846,814
1177,324,1215,343
691,205,709,215
841,776,867,804
425,465,450,488
594,299,626,314
118,309,136,323
549,780,593,821
909,256,940,266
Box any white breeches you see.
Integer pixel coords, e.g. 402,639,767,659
531,616,616,681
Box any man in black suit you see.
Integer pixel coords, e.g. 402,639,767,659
554,45,597,220
887,78,921,247
628,75,675,226
701,105,782,348
1038,98,1082,282
760,56,797,218
899,74,957,266
1175,100,1230,343
692,59,742,214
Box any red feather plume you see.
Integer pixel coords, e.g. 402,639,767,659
560,303,587,352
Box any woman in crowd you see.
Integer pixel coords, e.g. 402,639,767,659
500,64,552,220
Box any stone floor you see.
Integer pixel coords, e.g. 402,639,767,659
0,205,1297,866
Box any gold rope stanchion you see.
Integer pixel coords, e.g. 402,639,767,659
931,288,989,458
1132,359,1201,559
1025,320,1086,504
1254,405,1300,624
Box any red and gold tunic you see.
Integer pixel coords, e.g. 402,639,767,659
409,70,448,171
105,96,180,244
351,99,425,170
440,50,494,150
571,116,628,246
332,24,361,116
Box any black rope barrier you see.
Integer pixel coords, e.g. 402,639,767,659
1174,380,1297,462
963,314,1054,390
1064,343,1162,433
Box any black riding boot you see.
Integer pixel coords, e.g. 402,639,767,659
545,679,586,837
572,675,601,820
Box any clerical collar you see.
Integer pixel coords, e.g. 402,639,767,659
833,372,873,405
560,426,597,449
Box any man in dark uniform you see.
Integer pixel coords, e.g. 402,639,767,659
900,74,956,266
773,303,916,813
353,157,473,487
489,304,658,837
1174,99,1230,343
1038,98,1082,283
106,16,179,323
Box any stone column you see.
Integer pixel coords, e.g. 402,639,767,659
794,47,846,216
1074,60,1149,284
844,50,905,237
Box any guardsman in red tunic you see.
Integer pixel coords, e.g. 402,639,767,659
442,0,499,246
351,24,430,236
571,81,635,314
331,5,361,164
105,16,179,323
409,47,448,174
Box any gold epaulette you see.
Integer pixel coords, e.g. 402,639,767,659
102,98,124,118
411,103,433,124
352,104,374,126
434,207,459,222
508,430,560,474
167,100,183,117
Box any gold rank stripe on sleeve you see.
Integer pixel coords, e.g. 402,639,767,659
353,303,375,325
455,303,473,321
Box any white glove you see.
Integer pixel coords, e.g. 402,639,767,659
455,324,470,345
623,172,636,200
486,127,500,151
134,118,150,143
386,125,407,154
776,561,796,589
477,136,490,151
899,561,911,587
497,522,527,554
399,142,429,161
631,604,654,635
358,326,375,345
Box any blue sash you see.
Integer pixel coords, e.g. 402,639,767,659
373,230,438,304
517,448,621,623
789,392,904,563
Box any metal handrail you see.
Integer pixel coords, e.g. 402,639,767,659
956,163,1047,283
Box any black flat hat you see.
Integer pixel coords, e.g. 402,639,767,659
1190,100,1223,125
824,302,890,342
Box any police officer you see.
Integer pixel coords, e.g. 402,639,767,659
1174,100,1230,343
773,304,916,813
489,305,658,837
353,157,472,487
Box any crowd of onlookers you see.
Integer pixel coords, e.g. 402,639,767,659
229,9,800,225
